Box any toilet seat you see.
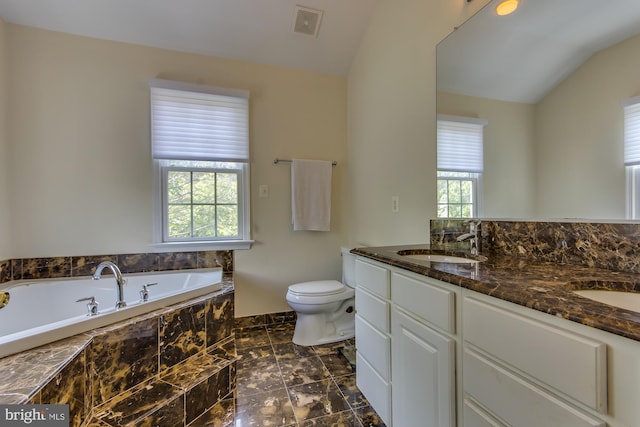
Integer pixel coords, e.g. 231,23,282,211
288,280,345,297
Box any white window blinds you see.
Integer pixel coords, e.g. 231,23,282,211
624,96,640,166
437,114,487,173
149,79,250,162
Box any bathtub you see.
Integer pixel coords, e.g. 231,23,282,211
0,267,223,359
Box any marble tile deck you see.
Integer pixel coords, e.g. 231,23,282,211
203,321,385,427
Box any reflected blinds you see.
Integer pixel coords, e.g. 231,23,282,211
437,114,487,173
624,97,640,166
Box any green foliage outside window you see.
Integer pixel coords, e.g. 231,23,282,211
165,161,240,240
437,171,475,218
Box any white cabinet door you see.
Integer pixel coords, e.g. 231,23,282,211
391,307,455,427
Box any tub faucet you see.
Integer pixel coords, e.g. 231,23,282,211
93,261,127,309
456,219,482,255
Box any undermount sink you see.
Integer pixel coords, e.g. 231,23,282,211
573,290,640,313
396,250,486,264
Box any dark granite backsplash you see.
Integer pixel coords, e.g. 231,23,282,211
0,250,233,284
431,219,640,274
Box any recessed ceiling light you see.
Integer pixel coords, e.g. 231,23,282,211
496,0,519,16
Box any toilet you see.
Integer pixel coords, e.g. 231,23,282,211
286,247,356,346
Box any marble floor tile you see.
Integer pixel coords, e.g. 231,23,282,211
236,326,271,349
229,321,384,427
353,405,386,427
279,356,331,387
301,410,361,427
236,354,285,397
266,323,296,344
333,375,369,410
287,379,351,423
273,342,316,360
237,344,274,363
319,353,355,378
235,387,297,427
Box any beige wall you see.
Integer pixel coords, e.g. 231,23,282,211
5,24,347,316
0,17,9,260
534,33,640,219
437,92,536,218
347,0,490,246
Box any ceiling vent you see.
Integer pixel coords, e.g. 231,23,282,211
293,5,324,38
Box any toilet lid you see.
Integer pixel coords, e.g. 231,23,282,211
288,280,345,297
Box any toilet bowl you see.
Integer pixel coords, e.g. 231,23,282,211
286,248,356,346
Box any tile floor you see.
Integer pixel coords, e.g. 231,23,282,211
229,320,386,427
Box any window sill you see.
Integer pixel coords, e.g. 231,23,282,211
150,240,254,252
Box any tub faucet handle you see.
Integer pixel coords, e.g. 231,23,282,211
76,296,99,316
140,283,158,302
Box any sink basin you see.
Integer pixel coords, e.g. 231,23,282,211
573,290,640,313
396,250,486,264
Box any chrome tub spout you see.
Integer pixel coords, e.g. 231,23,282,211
93,261,127,309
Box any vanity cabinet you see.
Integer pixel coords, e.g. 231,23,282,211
354,258,459,427
354,254,640,427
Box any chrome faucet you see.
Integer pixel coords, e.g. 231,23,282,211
93,261,127,309
456,219,482,255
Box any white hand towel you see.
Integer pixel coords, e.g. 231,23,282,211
291,159,332,231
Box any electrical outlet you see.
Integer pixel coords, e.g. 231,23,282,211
391,196,399,213
259,185,269,198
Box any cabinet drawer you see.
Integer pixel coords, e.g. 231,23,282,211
355,287,389,332
392,272,455,334
463,296,607,413
356,352,391,426
355,259,390,298
464,349,605,427
355,314,390,380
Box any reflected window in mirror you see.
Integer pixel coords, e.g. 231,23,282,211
624,97,640,219
437,115,487,219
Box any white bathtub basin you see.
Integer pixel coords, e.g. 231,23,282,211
573,290,640,313
0,268,223,359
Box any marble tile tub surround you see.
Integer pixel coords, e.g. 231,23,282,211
0,284,235,427
431,219,640,274
0,250,234,284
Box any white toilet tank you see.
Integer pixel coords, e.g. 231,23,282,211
341,247,356,287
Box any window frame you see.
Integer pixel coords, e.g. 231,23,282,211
436,171,481,219
149,79,253,250
161,165,245,242
152,160,252,250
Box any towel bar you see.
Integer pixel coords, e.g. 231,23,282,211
274,158,337,166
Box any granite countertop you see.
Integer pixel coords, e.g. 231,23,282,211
351,244,640,342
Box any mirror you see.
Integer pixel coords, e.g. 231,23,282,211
437,0,640,219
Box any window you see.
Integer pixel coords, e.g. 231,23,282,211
624,96,640,219
437,115,487,218
150,79,251,248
